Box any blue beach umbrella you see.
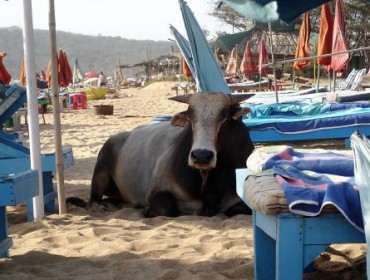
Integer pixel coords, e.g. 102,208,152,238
175,0,230,93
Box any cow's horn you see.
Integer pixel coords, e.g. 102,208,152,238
168,95,191,104
229,94,255,105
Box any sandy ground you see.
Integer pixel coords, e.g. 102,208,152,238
0,81,367,279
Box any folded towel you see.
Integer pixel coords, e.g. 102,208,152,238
248,146,363,232
273,164,362,231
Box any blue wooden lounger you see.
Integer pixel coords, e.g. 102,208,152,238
243,102,370,148
0,83,74,221
0,170,39,258
0,135,74,221
235,168,365,279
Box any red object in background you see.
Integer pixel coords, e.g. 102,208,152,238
330,0,349,72
258,39,269,76
240,41,256,75
46,49,73,87
0,52,11,85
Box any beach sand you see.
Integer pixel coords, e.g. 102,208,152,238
1,81,366,279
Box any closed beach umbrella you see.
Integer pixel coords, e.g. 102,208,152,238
46,49,72,87
19,57,26,85
240,41,256,76
293,13,311,71
330,0,349,72
258,38,269,76
0,52,11,85
317,3,334,70
181,56,192,78
178,0,230,93
60,50,72,86
226,47,238,76
72,58,83,84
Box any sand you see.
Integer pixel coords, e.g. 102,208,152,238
0,81,366,279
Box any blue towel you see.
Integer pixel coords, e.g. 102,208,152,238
262,146,363,232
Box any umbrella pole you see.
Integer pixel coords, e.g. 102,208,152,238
49,0,66,215
22,0,44,221
259,74,262,91
316,64,321,93
268,23,279,103
333,71,337,92
292,70,296,90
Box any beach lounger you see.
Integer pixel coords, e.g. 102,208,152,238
243,102,370,148
0,83,74,221
336,68,367,91
235,145,366,279
0,170,39,258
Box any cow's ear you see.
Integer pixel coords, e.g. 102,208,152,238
171,111,188,127
232,107,251,120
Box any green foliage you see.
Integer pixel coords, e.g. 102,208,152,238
0,27,177,79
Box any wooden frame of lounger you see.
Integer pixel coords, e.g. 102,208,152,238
235,168,365,280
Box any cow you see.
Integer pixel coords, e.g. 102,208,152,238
70,92,254,217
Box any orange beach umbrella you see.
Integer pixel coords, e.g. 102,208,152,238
181,55,193,78
19,57,26,85
317,3,334,70
226,47,238,76
293,13,311,71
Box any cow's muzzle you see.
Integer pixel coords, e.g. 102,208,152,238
190,149,216,169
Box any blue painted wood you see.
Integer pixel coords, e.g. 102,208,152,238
0,170,39,206
0,132,74,221
249,126,370,148
0,84,27,126
0,170,39,259
236,168,366,280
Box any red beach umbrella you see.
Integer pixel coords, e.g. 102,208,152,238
317,3,334,71
240,41,256,75
258,39,269,76
226,47,238,76
46,49,72,87
59,50,72,86
293,12,311,71
330,0,349,72
0,52,11,85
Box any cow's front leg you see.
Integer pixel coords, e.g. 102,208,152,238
144,191,179,217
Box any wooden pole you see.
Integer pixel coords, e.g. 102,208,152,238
268,23,279,103
49,0,66,215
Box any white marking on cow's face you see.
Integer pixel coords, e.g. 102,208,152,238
186,93,230,170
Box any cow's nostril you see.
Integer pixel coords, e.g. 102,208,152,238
191,149,214,164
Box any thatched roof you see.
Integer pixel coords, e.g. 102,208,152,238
212,27,300,56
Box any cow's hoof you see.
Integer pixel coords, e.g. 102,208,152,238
88,202,109,213
143,206,158,218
